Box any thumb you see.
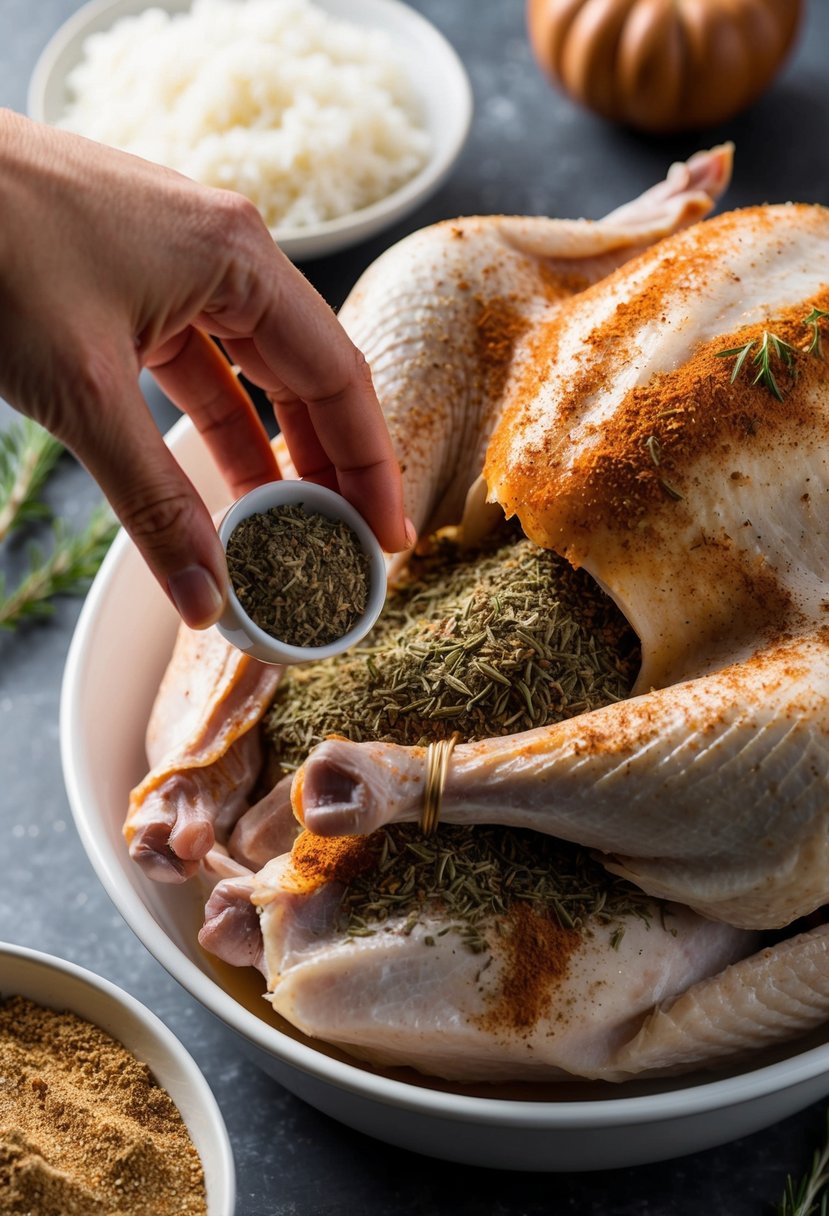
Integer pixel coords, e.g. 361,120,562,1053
75,380,228,629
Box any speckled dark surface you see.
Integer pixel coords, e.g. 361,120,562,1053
2,1,829,1212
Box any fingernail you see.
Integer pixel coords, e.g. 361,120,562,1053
404,518,417,548
168,565,224,629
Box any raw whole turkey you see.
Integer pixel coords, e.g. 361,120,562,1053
128,146,829,1083
127,145,732,877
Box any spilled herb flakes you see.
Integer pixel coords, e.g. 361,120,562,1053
264,523,639,767
337,823,655,955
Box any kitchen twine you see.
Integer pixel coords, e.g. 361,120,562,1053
420,732,461,836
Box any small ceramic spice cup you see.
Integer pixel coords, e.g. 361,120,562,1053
216,480,387,665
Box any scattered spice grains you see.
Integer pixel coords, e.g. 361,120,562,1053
290,828,381,891
478,902,580,1033
226,503,370,647
488,268,829,537
0,995,206,1216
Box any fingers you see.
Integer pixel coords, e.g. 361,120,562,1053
147,327,280,498
269,381,415,551
268,395,340,492
220,332,341,488
73,365,228,629
201,227,411,553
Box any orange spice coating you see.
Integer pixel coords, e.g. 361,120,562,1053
487,212,829,536
477,903,580,1034
482,206,829,686
474,294,530,407
522,294,829,533
287,829,381,892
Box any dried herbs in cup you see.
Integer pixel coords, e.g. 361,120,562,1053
225,503,371,648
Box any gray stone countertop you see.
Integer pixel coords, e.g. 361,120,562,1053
1,0,828,1211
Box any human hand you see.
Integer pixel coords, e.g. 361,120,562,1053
0,110,412,628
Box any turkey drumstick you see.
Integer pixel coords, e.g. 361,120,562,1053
295,629,829,930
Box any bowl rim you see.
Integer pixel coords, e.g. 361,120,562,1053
0,938,236,1211
26,0,474,261
60,417,829,1133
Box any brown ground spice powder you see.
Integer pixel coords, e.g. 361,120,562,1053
286,828,382,892
478,903,580,1033
0,995,207,1216
473,294,530,407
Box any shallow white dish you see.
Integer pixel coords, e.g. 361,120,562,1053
0,939,235,1215
60,416,829,1171
27,0,473,261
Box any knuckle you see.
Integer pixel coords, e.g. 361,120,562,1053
28,342,121,448
310,343,375,410
210,189,268,252
224,189,265,231
352,345,375,390
199,191,272,326
72,344,123,410
120,488,197,550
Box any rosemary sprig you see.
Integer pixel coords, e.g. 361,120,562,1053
716,331,798,402
717,337,756,383
778,1112,829,1216
0,506,118,630
804,308,829,357
0,418,64,543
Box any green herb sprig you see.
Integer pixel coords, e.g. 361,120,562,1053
0,418,64,543
716,308,829,400
0,418,117,630
716,331,798,402
778,1112,829,1216
804,308,829,357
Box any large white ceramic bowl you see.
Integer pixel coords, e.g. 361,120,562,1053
0,940,235,1214
27,0,473,261
61,416,829,1172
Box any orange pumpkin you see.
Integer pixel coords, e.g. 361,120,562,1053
527,0,803,132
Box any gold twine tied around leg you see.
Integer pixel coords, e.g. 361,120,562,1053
420,732,460,836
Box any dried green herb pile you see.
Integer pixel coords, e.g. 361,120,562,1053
264,523,639,768
337,823,654,954
226,504,370,647
269,523,645,957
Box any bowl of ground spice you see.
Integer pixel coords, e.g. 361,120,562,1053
217,479,387,664
0,941,235,1216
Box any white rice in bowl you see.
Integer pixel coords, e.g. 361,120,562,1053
57,0,432,233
